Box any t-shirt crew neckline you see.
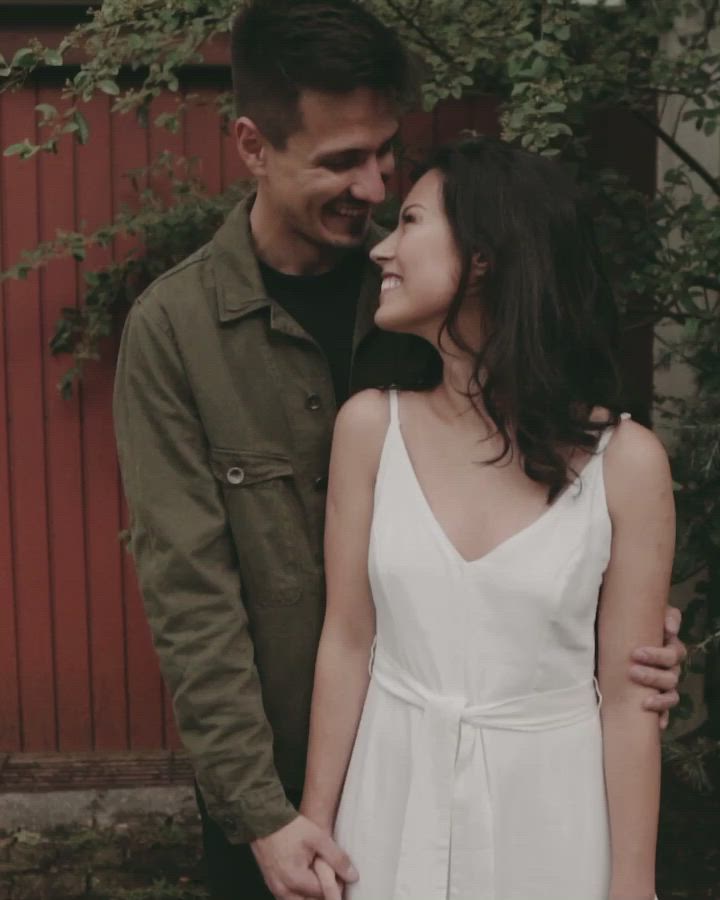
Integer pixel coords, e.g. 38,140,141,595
258,251,366,405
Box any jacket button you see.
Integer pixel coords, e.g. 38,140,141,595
314,474,328,491
227,466,245,485
305,393,322,411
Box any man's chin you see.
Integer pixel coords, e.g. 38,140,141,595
322,214,370,246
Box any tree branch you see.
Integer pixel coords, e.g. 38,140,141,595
632,108,720,198
381,0,454,65
691,275,720,292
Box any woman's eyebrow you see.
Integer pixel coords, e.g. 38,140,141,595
400,203,425,214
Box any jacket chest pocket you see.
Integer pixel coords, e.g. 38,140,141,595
210,448,301,608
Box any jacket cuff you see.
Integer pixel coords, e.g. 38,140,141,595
213,783,299,844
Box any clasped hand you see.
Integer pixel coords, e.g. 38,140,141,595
251,814,357,900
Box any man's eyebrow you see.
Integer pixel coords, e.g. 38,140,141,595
314,147,362,164
312,130,400,164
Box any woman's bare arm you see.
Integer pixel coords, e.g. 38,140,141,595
301,389,389,833
598,420,675,900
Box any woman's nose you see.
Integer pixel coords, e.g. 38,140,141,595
370,231,396,265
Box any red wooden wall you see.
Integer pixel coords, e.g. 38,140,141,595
0,65,655,754
0,82,254,754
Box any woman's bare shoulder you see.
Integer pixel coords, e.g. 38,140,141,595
335,388,391,433
604,417,673,517
331,389,392,474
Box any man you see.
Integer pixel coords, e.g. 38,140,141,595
113,2,685,899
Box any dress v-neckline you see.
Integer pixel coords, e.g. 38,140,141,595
391,419,580,569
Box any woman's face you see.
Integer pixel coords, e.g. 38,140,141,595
371,169,463,342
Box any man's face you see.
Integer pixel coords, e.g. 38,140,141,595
260,87,399,251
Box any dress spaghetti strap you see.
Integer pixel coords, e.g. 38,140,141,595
597,411,631,454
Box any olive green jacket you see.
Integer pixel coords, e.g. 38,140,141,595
113,196,436,843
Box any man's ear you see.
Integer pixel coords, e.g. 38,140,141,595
234,117,268,177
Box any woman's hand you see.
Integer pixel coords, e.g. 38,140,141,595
312,856,345,900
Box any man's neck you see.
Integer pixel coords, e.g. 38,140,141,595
250,192,347,277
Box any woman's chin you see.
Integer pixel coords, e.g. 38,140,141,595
374,304,410,333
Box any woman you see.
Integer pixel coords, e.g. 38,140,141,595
301,138,674,900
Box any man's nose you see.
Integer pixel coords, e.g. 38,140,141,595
350,158,387,205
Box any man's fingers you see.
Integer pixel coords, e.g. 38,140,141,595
631,645,682,670
312,833,358,883
630,664,679,692
644,688,680,714
665,605,682,636
314,858,343,900
670,633,688,664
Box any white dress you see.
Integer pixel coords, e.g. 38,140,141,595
334,390,615,900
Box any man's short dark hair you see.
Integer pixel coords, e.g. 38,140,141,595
231,0,412,148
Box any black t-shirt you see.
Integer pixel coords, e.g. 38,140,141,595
259,252,366,405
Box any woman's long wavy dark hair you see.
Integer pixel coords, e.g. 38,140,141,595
420,137,623,501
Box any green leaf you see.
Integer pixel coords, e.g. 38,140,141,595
11,47,37,68
98,79,120,96
35,103,58,122
529,56,548,78
44,49,64,67
72,111,90,145
58,368,80,400
136,104,150,129
154,112,180,134
3,140,33,158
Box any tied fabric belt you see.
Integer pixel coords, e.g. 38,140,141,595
371,647,601,900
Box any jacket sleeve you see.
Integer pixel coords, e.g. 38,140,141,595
113,293,297,843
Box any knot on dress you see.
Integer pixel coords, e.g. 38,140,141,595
371,647,601,900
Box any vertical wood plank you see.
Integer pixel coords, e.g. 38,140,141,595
37,86,93,750
76,94,128,751
115,101,165,750
397,109,435,199
433,96,475,147
221,122,250,190
185,88,223,196
0,92,22,752
468,94,501,138
1,86,57,751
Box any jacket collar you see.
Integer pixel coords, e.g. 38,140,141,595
212,192,386,341
212,192,270,324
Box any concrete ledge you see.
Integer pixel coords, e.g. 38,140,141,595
0,786,196,833
0,753,194,794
